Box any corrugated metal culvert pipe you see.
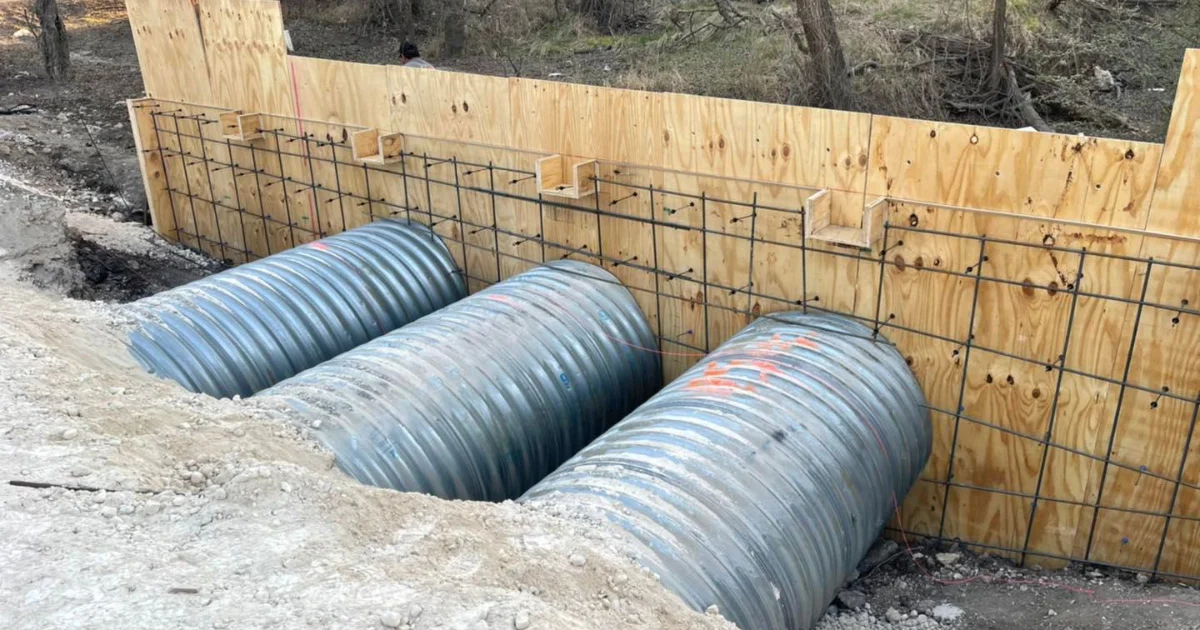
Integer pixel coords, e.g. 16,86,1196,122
254,260,663,501
126,220,466,399
522,312,931,630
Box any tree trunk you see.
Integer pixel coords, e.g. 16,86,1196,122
793,0,851,110
34,0,70,81
441,0,466,57
989,0,1007,93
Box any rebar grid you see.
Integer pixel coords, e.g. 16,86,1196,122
138,102,1200,581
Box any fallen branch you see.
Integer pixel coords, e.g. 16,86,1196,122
8,479,157,494
0,104,37,115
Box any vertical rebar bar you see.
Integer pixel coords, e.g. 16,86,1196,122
937,236,989,538
1084,259,1156,561
648,184,666,350
1020,249,1088,565
148,109,186,247
194,115,228,261
700,192,711,351
170,112,205,253
871,223,891,340
247,138,272,256
1151,392,1200,578
224,138,251,261
269,129,298,249
328,137,349,233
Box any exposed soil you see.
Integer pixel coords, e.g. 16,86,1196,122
824,539,1200,629
0,260,735,630
68,236,219,301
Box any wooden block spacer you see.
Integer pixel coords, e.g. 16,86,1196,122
804,192,888,250
535,155,598,199
219,111,264,141
351,129,404,165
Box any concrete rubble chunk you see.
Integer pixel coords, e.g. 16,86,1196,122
934,552,960,566
835,589,868,610
931,604,963,622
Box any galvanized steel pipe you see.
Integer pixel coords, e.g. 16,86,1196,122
255,260,663,501
523,312,931,630
126,220,466,399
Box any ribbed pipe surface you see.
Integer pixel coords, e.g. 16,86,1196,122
127,220,465,399
522,312,931,630
255,260,663,501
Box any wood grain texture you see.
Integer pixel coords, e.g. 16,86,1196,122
288,57,392,128
125,0,213,103
866,117,1163,231
127,99,176,239
196,0,294,116
1147,49,1200,237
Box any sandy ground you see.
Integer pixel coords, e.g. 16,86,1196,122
0,202,746,630
0,263,740,630
0,118,737,628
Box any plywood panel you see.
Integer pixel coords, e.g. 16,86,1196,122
879,201,1174,564
504,78,574,156
1160,488,1200,577
869,118,1090,215
195,109,253,262
238,112,320,249
1148,49,1200,237
288,57,392,128
285,57,394,235
126,0,213,104
1081,140,1162,229
197,0,294,116
127,100,177,239
387,66,512,148
595,87,663,167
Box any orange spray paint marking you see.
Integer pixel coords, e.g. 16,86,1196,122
751,360,784,383
483,295,514,304
702,362,730,378
792,336,819,350
309,242,329,251
685,378,757,394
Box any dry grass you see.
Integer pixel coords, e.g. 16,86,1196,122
281,0,1193,141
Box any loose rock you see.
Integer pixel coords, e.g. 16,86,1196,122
931,604,963,622
835,590,868,610
934,553,960,567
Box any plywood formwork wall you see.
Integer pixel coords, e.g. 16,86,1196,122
124,0,1200,580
